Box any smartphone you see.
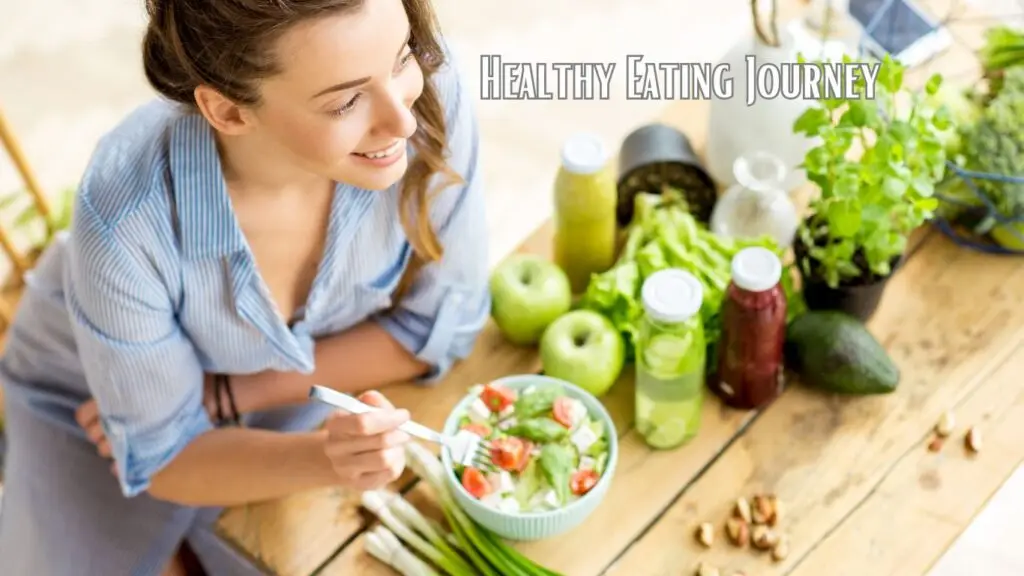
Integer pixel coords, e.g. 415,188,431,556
848,0,952,67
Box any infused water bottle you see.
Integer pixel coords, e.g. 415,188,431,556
635,269,706,449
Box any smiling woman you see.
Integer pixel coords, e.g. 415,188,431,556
0,0,489,574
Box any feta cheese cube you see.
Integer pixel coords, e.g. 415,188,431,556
523,385,537,395
530,445,542,457
468,398,491,422
490,471,514,494
468,384,484,396
498,497,521,514
570,424,599,454
480,493,503,509
497,416,518,431
578,456,596,471
498,404,515,419
543,489,561,508
567,399,589,428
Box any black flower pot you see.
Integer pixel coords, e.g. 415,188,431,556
793,235,905,323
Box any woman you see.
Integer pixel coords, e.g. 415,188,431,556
0,0,489,573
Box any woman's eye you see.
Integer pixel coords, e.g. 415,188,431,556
329,93,362,117
396,49,416,72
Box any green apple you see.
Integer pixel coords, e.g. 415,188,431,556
489,254,572,345
540,310,625,397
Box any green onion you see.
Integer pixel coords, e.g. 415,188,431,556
405,442,567,576
365,526,441,576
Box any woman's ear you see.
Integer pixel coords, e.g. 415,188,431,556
193,85,255,135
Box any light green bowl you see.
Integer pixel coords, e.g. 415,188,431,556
440,374,618,541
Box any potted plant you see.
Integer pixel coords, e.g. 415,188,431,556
791,54,951,321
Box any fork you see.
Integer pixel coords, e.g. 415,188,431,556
308,385,494,470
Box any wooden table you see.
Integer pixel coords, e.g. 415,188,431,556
215,2,1024,574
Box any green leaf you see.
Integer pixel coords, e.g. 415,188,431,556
878,54,905,93
910,176,935,198
793,107,831,136
925,74,943,96
826,199,862,237
881,177,908,200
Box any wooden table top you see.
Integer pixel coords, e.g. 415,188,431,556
215,2,1024,574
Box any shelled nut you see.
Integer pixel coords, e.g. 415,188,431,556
772,536,790,561
935,411,956,437
928,436,945,452
725,517,750,547
752,494,777,526
965,427,982,453
734,497,753,523
696,522,715,548
751,525,778,550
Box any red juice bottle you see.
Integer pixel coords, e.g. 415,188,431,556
711,247,787,410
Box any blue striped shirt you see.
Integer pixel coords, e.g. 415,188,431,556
0,54,490,499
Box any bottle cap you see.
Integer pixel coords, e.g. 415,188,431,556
641,269,704,323
731,247,783,292
561,133,609,175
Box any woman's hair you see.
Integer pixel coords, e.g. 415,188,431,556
143,0,460,298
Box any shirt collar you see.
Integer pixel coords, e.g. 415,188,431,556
168,113,247,260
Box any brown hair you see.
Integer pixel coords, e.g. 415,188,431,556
143,0,460,299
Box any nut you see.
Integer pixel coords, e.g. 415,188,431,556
751,524,778,550
768,494,783,526
725,517,750,547
772,536,790,561
965,427,982,453
695,522,714,548
734,497,753,523
752,494,778,525
696,562,720,576
935,411,956,437
928,436,945,452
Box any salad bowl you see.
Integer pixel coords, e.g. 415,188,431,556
440,374,619,541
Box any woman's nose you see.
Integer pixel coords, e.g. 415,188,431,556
374,89,418,140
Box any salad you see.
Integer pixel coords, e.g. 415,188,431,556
453,381,611,514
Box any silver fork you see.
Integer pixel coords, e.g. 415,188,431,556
308,385,494,470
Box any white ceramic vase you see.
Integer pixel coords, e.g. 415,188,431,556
705,26,817,192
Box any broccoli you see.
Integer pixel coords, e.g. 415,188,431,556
946,67,1024,249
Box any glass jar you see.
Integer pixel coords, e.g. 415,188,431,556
635,269,706,449
710,247,787,410
710,151,799,249
553,133,617,294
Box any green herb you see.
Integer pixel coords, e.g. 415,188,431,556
538,444,575,505
507,418,569,443
792,54,949,288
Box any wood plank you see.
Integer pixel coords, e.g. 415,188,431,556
791,335,1024,576
602,233,1024,576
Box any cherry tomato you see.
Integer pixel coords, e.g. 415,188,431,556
460,422,492,438
480,383,517,413
570,469,600,496
552,396,576,428
461,467,492,499
489,437,530,472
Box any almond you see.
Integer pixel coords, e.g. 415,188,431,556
725,517,750,547
734,497,753,523
751,524,778,550
772,535,790,561
935,411,955,437
928,436,944,452
752,494,777,525
965,427,982,453
695,522,714,548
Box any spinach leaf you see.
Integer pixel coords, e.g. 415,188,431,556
513,386,561,418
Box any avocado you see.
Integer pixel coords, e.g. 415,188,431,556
784,311,900,395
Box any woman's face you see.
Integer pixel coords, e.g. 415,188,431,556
253,0,424,191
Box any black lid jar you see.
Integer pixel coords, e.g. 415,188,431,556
617,123,717,226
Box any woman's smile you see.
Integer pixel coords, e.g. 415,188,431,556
351,139,407,167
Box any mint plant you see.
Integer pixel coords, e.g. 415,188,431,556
793,54,951,288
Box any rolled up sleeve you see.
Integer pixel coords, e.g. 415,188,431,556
65,194,211,498
376,52,491,382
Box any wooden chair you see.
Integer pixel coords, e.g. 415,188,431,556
0,105,56,425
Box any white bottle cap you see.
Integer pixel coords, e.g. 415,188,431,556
731,247,783,292
641,269,704,323
561,133,609,175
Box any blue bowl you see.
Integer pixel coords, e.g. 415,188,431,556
440,374,618,541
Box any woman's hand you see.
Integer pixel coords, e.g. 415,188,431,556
322,390,411,490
